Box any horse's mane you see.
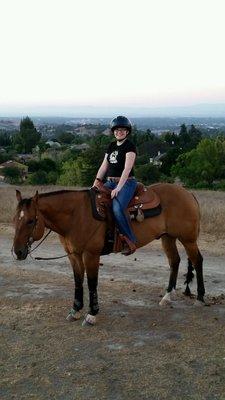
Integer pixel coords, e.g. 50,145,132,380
39,189,89,198
17,189,89,208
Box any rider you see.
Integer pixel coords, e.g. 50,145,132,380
93,116,138,255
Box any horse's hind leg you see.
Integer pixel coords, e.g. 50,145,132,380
159,235,180,306
182,241,205,303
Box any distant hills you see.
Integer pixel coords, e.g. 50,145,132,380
0,102,224,118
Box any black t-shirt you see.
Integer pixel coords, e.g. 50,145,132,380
106,139,136,177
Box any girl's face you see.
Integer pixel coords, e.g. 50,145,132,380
114,127,129,141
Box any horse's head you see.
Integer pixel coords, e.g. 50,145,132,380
13,190,45,260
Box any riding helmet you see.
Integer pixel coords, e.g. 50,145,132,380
110,116,132,133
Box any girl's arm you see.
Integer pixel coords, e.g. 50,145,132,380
93,154,109,187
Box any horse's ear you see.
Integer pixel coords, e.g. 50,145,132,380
33,190,39,204
16,190,22,202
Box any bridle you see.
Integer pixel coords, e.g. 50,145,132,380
12,204,103,261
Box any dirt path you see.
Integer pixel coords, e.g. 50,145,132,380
1,230,225,400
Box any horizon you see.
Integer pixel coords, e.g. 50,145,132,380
0,102,225,119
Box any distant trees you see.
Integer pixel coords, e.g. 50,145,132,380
12,117,41,153
179,123,202,151
135,163,160,185
58,135,109,186
3,166,23,184
26,158,58,184
172,138,225,187
57,131,74,144
3,117,225,190
0,132,12,147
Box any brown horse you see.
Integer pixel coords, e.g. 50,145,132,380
13,183,205,325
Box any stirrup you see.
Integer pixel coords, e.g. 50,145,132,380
120,234,137,256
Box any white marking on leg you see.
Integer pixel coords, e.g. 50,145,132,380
82,314,96,326
66,309,82,321
159,291,172,306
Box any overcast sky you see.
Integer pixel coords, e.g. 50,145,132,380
0,0,225,115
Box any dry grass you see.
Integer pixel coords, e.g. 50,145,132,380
0,185,79,224
1,185,225,239
193,189,225,238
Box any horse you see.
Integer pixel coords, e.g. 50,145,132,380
12,183,205,326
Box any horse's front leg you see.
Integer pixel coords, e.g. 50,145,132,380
66,253,85,321
82,251,100,326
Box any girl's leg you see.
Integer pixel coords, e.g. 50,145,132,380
112,179,137,243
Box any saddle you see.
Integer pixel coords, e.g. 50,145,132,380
89,182,161,255
89,181,161,222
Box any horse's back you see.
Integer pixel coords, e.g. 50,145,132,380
149,183,200,241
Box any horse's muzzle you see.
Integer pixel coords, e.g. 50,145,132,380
15,246,29,260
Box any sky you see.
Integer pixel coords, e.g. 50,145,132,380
0,0,225,116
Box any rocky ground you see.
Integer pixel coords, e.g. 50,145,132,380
1,226,225,400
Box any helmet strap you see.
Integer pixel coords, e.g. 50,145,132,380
116,137,127,145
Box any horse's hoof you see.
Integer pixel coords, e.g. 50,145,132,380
66,308,82,322
82,314,96,327
159,298,172,306
159,292,172,306
184,286,191,297
194,300,205,307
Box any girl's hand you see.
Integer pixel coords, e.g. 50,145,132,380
111,187,120,198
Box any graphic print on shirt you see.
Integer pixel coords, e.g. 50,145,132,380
109,150,118,164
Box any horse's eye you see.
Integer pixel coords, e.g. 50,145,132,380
27,219,35,225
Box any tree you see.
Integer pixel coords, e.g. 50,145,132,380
57,159,79,186
3,166,22,184
13,117,41,153
26,170,48,185
160,147,183,176
0,132,12,147
58,139,108,186
162,131,179,146
172,138,225,186
188,124,202,149
135,163,161,185
57,131,75,144
178,123,190,149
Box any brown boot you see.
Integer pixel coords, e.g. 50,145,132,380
120,235,137,256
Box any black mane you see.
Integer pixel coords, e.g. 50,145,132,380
39,189,89,198
17,189,89,208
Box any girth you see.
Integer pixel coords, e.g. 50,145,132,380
89,182,161,222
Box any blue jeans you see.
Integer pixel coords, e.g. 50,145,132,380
104,178,138,243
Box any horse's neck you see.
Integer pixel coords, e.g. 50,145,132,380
38,191,91,235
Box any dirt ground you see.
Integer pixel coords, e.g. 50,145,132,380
1,225,225,400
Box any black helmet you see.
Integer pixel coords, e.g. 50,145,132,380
110,116,132,133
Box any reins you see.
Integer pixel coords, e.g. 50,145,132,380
28,229,52,254
28,223,102,261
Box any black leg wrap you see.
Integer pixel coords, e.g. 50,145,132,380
89,291,99,316
196,251,205,302
88,276,99,316
74,287,83,311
